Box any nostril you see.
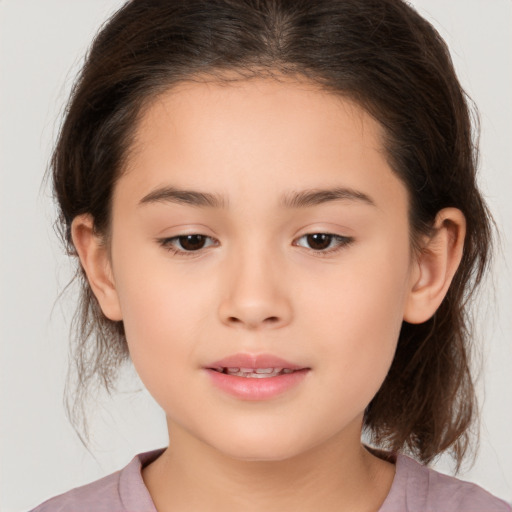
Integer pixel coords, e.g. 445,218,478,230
226,315,281,327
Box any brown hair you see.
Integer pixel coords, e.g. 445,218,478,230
53,0,492,467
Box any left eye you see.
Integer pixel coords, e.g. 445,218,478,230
160,234,217,252
294,233,352,251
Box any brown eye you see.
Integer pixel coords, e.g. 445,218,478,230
158,234,217,254
305,233,333,250
294,233,353,253
177,235,208,251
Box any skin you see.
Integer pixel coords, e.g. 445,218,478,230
73,78,466,511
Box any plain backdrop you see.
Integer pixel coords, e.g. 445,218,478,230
1,1,511,510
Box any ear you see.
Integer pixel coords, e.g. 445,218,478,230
71,214,123,321
404,207,466,324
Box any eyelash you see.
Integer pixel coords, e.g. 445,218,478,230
294,233,354,256
157,233,354,258
158,234,218,256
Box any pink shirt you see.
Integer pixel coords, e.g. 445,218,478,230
31,448,511,511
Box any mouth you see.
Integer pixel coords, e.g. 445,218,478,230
209,367,297,378
206,353,307,376
205,354,309,400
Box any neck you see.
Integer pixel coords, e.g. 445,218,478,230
142,419,395,512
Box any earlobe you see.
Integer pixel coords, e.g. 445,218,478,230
404,208,466,324
71,215,123,321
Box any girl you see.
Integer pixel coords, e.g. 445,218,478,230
28,0,510,510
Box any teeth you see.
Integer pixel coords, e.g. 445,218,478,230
221,367,295,378
255,368,281,374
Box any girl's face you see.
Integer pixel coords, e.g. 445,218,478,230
106,78,418,460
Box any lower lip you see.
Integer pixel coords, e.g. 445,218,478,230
205,369,309,400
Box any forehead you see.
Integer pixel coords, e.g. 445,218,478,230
134,78,376,147
119,77,406,213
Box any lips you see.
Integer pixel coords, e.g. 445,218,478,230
213,367,295,378
207,353,305,372
205,353,309,400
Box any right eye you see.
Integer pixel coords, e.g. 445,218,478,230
158,234,218,255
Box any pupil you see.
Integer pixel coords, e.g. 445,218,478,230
307,233,332,250
179,235,206,251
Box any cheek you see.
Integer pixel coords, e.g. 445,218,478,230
116,278,203,417
303,239,411,399
110,252,210,382
113,239,213,329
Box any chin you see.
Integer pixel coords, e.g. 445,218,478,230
204,426,320,463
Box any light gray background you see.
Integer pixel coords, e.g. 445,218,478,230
1,1,511,510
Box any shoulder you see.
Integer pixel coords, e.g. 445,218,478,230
30,449,164,512
380,454,511,512
30,471,122,512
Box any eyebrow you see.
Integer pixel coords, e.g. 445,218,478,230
139,186,227,208
138,186,375,209
280,187,376,209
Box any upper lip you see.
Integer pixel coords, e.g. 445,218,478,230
206,353,306,370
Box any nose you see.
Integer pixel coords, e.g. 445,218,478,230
217,245,293,330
